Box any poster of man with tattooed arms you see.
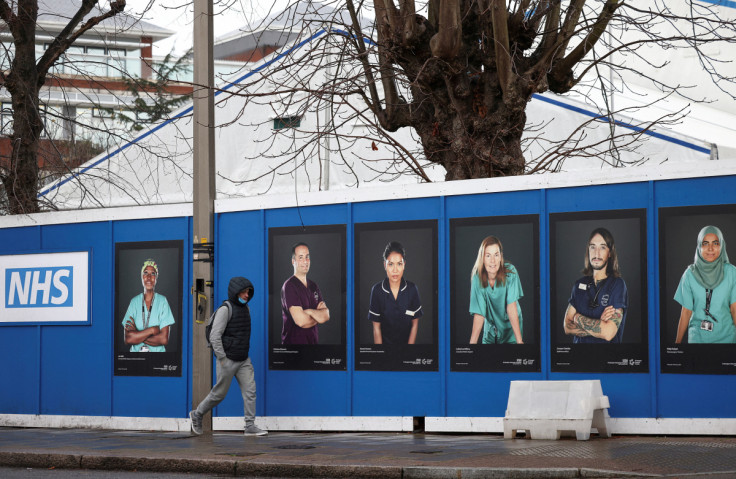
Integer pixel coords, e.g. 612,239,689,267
563,227,628,345
549,210,648,373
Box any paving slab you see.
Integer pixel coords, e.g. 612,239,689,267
1,427,735,478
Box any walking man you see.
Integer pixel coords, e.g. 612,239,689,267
190,276,267,436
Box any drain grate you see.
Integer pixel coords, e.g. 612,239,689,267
511,443,600,458
216,452,264,457
274,444,317,450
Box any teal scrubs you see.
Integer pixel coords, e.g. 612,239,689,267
123,292,176,352
469,263,524,344
675,264,736,344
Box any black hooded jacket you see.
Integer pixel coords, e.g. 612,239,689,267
222,276,254,361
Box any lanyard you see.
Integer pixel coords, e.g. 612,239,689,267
141,295,155,329
704,289,718,322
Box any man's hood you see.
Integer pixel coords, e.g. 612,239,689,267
228,276,254,303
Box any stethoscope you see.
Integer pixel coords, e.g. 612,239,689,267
588,277,609,309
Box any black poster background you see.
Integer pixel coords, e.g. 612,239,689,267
114,240,183,377
550,210,648,373
354,220,438,371
268,225,347,370
659,205,736,374
449,215,540,372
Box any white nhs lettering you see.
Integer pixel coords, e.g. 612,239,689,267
6,267,72,307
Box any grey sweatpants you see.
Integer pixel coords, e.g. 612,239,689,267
195,357,256,427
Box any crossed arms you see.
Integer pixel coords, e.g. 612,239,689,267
124,317,170,346
289,301,330,328
564,304,623,342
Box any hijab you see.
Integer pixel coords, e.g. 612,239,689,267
690,225,729,290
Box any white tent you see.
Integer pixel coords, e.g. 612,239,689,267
39,5,730,210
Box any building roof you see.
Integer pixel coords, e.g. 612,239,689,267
36,0,174,42
213,0,370,57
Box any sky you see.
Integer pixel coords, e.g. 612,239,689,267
124,0,287,56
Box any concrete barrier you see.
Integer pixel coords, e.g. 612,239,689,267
503,380,611,440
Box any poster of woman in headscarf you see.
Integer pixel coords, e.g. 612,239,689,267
659,205,736,374
114,241,183,377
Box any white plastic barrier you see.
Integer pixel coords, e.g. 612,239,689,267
503,380,611,440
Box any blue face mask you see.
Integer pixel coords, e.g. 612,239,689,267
238,297,247,305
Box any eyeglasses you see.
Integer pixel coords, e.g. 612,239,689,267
143,271,158,277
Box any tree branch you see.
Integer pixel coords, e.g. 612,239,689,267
491,0,512,99
536,0,561,54
553,0,620,75
398,0,420,46
556,0,586,58
0,0,16,36
370,0,406,129
430,0,462,59
346,0,383,117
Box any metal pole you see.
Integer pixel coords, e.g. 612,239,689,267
192,0,215,432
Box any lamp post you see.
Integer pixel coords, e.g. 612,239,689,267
192,0,215,433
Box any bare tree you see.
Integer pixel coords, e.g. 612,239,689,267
221,0,736,186
0,0,131,214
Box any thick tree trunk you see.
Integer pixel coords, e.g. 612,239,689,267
2,76,43,214
440,133,525,180
409,76,528,181
1,0,44,214
371,3,533,181
0,0,125,214
2,104,43,214
361,1,627,181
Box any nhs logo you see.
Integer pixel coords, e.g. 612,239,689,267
5,267,74,308
0,251,88,324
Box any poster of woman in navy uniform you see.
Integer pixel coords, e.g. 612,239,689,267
355,220,438,371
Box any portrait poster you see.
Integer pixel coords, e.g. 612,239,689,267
550,210,648,373
354,220,438,371
659,205,736,374
268,225,347,370
450,215,540,372
114,240,183,377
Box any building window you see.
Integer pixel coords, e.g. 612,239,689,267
45,44,126,57
135,110,152,123
0,103,47,137
273,115,301,130
46,44,129,77
92,107,115,119
0,102,13,135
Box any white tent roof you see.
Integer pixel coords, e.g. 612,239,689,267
39,24,726,211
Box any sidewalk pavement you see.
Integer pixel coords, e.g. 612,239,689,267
1,426,736,478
